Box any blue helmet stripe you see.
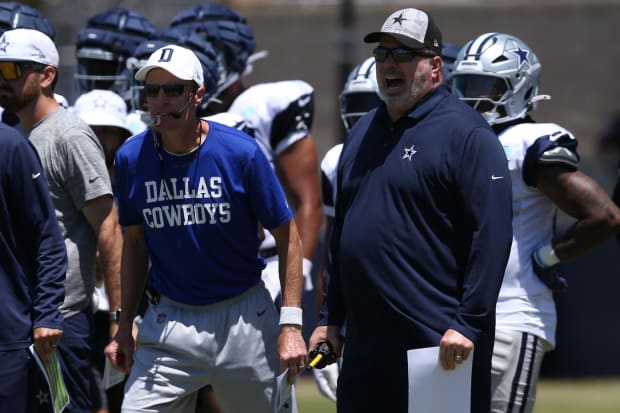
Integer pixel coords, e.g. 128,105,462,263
467,32,499,60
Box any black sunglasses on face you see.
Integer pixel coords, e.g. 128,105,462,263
373,47,437,63
143,83,188,98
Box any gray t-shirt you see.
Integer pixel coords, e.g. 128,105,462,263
29,107,112,317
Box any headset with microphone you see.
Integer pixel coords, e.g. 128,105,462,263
150,94,194,127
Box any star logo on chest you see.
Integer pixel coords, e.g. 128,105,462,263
402,144,417,161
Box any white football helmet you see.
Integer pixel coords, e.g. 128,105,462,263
339,57,382,131
451,32,550,125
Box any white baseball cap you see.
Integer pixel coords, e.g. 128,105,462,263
134,44,203,87
73,89,132,137
0,28,59,66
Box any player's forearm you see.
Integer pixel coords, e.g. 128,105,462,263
553,210,620,259
275,220,304,308
98,211,123,313
551,173,620,259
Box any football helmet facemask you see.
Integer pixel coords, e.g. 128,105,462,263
339,57,382,132
451,32,550,125
75,8,159,99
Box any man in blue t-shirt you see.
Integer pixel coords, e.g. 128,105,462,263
104,44,306,413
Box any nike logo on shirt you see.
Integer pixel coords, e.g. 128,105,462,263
491,175,504,180
32,172,41,179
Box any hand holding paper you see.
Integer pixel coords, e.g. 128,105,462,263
407,346,473,413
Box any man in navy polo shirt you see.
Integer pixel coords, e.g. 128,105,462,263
309,8,513,413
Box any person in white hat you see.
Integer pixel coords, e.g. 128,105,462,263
74,89,133,187
0,27,123,413
73,88,135,413
104,44,306,413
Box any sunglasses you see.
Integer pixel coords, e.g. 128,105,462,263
143,83,189,98
373,47,437,63
0,61,43,80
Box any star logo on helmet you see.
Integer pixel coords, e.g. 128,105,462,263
509,46,529,67
392,13,407,26
0,40,8,53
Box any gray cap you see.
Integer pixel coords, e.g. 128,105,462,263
364,8,442,56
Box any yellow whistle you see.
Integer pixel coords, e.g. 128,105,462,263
308,353,323,368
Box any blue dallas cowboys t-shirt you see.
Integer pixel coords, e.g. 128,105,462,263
114,121,292,305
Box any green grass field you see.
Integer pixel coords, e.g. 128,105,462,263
295,376,620,412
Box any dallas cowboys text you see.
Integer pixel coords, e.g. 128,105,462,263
142,176,231,228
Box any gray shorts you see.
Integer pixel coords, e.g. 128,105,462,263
491,329,552,413
122,282,280,413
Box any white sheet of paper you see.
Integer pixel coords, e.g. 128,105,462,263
274,369,298,413
407,346,472,413
102,357,126,390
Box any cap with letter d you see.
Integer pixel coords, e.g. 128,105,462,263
134,44,203,88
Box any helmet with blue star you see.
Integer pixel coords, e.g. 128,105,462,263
0,1,54,39
450,32,549,125
75,8,159,100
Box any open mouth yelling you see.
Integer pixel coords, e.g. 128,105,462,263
384,75,406,93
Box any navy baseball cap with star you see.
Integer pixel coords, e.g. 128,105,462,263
364,8,442,56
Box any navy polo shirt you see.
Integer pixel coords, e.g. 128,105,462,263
327,85,512,351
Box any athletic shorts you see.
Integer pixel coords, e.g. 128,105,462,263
122,282,281,413
491,328,552,413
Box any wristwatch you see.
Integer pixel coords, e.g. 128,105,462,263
109,308,121,322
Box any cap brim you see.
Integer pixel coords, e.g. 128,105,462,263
0,56,46,63
364,32,427,51
134,62,198,84
135,64,157,81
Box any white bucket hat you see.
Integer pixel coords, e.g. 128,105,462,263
73,89,132,137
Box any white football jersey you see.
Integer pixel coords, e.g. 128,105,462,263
228,80,314,168
320,143,343,219
496,122,578,349
204,112,251,134
227,80,314,252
